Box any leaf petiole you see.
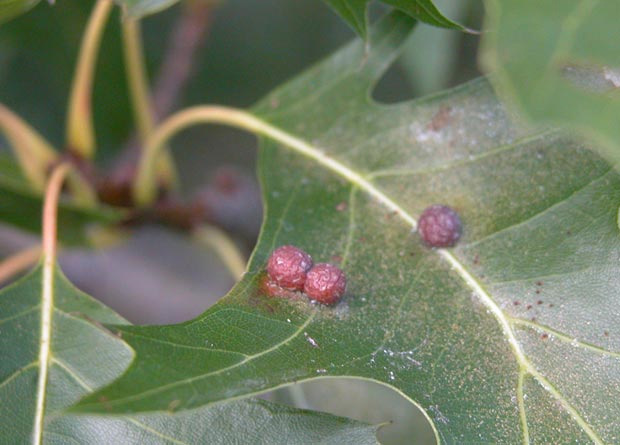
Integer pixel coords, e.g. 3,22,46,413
66,0,113,159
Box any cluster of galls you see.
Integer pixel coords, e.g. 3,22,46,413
266,245,346,305
263,205,462,306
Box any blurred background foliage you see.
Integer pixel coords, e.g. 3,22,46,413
0,1,483,443
0,0,482,188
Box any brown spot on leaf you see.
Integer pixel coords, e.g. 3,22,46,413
428,106,453,131
336,201,348,212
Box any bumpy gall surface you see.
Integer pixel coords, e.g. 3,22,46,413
418,204,462,248
303,263,346,305
266,245,313,290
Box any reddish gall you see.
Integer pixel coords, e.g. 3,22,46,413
418,205,462,248
266,245,313,290
303,263,346,305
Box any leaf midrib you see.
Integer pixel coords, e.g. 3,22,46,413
251,118,604,443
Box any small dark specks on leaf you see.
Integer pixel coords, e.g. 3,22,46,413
537,300,543,305
167,399,181,412
541,333,549,340
336,201,347,212
526,304,533,310
535,289,541,294
536,281,543,286
531,317,537,322
604,331,610,337
548,303,555,308
513,301,520,306
473,254,480,265
304,332,319,348
566,230,572,236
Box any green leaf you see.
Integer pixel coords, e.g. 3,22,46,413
0,265,132,443
480,0,620,165
57,399,381,444
323,0,469,39
0,0,39,24
0,155,122,245
0,266,380,443
74,12,620,443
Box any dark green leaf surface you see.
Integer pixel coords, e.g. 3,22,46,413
0,266,379,443
0,0,39,24
74,13,620,443
0,266,132,443
481,0,620,165
323,0,469,38
0,155,122,245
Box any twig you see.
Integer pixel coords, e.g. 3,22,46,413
152,0,214,119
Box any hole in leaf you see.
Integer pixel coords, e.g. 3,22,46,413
62,126,262,325
269,377,437,444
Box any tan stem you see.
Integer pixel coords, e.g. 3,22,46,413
0,245,42,285
66,0,113,159
121,16,177,187
42,164,70,263
0,104,58,192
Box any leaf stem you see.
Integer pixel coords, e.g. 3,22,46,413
121,15,177,188
0,245,41,286
133,106,415,234
66,0,113,159
0,104,58,192
122,18,155,142
0,104,97,206
193,225,246,281
33,163,70,445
